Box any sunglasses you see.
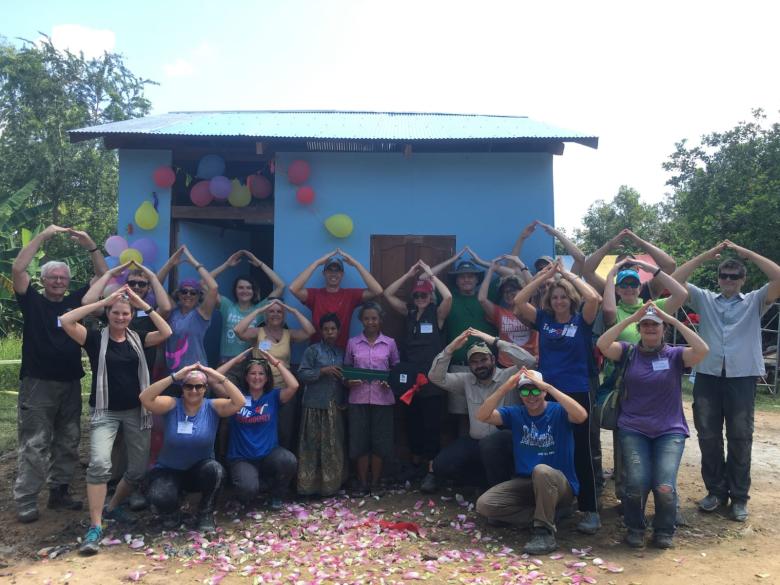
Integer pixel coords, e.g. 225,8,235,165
127,280,149,288
718,273,743,281
178,288,199,296
617,281,640,289
519,387,542,397
182,383,206,391
412,292,429,299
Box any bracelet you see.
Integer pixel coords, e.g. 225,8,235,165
88,247,99,253
520,267,529,271
170,374,176,385
653,267,662,277
145,307,155,314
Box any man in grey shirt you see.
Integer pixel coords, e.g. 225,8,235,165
421,327,536,493
672,240,780,521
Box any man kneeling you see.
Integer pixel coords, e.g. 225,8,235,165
476,368,587,554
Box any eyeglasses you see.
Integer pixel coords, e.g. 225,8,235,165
718,273,743,281
182,383,206,391
519,387,542,397
617,281,640,289
127,280,149,288
44,275,69,281
412,292,429,299
178,288,199,296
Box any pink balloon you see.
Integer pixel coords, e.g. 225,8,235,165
190,180,213,207
287,160,311,185
132,238,158,264
209,175,232,200
153,166,176,188
105,235,128,257
248,174,273,199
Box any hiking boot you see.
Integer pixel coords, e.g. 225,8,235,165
128,492,149,511
420,472,437,494
17,504,39,524
103,504,137,525
47,485,83,511
576,511,602,535
624,529,645,548
653,532,674,549
523,527,557,555
196,511,217,533
730,501,749,522
697,493,724,512
79,525,103,556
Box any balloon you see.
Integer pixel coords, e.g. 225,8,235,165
152,166,176,188
287,160,311,185
296,186,315,205
135,201,159,230
324,214,354,238
190,180,213,207
105,255,119,269
119,248,143,266
228,180,251,207
105,235,128,257
132,238,158,264
209,175,232,200
248,174,273,199
196,154,225,179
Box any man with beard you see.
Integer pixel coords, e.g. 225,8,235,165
290,248,383,349
422,327,535,492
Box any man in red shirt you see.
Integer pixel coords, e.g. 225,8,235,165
290,249,383,349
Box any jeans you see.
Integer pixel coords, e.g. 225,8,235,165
86,408,150,486
692,373,755,503
432,430,513,488
148,459,225,515
619,430,685,535
229,446,297,501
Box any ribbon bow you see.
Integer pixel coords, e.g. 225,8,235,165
400,373,429,405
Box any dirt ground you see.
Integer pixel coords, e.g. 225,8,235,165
1,401,779,585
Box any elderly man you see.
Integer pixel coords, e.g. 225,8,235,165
422,327,536,493
290,248,383,349
672,240,780,522
12,224,108,523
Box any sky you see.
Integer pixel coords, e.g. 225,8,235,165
4,0,780,232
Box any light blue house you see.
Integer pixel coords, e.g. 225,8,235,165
70,111,597,359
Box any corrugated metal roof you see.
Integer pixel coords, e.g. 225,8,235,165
69,110,598,148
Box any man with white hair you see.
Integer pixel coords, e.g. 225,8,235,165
12,224,107,523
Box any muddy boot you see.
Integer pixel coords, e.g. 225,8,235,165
47,484,83,511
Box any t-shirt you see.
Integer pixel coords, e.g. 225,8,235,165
83,329,149,410
255,328,291,388
165,308,210,372
618,343,689,438
498,402,579,495
534,310,592,393
304,287,365,349
219,295,270,358
491,305,538,367
16,284,88,381
227,388,281,460
445,293,498,364
156,398,220,470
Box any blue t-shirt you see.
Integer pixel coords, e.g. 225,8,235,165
227,388,281,460
156,398,220,470
165,308,210,372
498,402,579,495
534,310,592,393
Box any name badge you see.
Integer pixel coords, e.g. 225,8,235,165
564,325,578,337
258,340,272,351
420,323,433,334
177,420,194,435
245,396,253,407
652,358,670,371
399,374,408,384
57,317,62,328
136,310,147,317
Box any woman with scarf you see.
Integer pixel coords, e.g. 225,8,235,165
60,285,172,555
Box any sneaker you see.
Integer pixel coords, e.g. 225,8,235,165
698,493,724,512
47,485,83,511
79,525,103,556
196,512,216,533
653,532,674,549
675,506,689,527
624,529,645,548
730,501,749,522
523,527,557,555
576,511,602,535
269,498,283,511
420,472,437,494
128,492,149,511
17,505,39,524
103,504,137,525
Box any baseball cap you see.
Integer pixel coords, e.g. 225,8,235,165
499,274,523,291
449,260,484,275
324,256,344,271
616,269,641,285
639,306,663,324
411,279,434,294
466,342,492,360
517,370,544,388
533,255,555,271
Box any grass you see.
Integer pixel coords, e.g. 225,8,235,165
0,335,22,361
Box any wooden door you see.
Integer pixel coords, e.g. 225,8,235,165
370,235,456,349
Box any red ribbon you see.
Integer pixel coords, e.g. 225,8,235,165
400,373,429,405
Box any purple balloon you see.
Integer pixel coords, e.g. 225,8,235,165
209,175,232,200
105,235,128,257
132,238,158,264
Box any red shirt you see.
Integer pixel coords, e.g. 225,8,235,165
304,287,365,349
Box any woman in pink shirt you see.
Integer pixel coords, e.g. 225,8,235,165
344,302,400,496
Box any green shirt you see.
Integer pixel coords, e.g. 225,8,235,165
218,295,271,358
602,297,669,380
445,284,499,364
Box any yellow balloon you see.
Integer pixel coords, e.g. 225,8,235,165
228,180,251,207
324,214,354,239
135,201,159,230
119,248,143,266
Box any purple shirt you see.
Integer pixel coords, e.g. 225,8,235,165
618,343,689,438
344,332,400,405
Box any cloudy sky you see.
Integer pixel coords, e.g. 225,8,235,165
5,0,780,230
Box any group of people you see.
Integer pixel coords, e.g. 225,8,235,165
11,221,779,557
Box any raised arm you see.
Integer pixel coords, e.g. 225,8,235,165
525,368,588,423
12,225,69,293
200,365,245,416
289,250,335,304
156,246,185,287
652,303,709,367
537,221,586,275
628,258,688,314
582,231,625,294
501,254,533,285
68,229,108,277
382,262,418,316
624,230,676,296
477,263,499,321
338,249,383,301
181,247,219,320
209,251,245,305
139,365,199,415
82,261,132,305
671,242,728,287
421,261,452,326
513,263,556,323
60,288,130,346
725,240,780,303
511,221,536,257
281,302,317,342
124,286,172,347
245,251,286,298
476,372,518,426
596,303,645,361
233,303,270,342
257,349,300,403
216,347,253,376
427,330,470,393
558,261,601,324
602,260,628,328
430,247,466,277
468,327,536,369
138,263,172,318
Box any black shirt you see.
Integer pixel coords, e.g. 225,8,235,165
16,284,88,381
84,329,149,410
